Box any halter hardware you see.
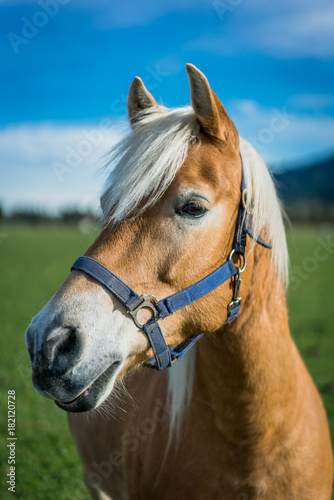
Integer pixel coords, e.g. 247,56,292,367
227,269,242,317
229,248,246,273
70,160,272,371
227,249,246,317
128,294,158,328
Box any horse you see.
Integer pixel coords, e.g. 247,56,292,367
26,64,333,499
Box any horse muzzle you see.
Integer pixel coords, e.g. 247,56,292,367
25,318,123,413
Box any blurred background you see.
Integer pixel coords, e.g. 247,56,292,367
0,1,333,498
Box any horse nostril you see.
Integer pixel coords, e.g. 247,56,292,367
44,326,84,374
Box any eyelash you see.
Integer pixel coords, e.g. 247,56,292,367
175,201,207,218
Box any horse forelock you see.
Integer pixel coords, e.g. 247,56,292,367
101,106,200,224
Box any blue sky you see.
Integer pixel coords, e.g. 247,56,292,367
1,0,334,213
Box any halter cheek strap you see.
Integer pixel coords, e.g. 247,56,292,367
71,168,271,371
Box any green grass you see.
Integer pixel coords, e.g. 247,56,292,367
0,223,333,498
0,225,95,500
287,225,334,455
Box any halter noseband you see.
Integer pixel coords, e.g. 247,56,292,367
71,166,271,370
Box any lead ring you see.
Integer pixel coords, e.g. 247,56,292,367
229,249,246,272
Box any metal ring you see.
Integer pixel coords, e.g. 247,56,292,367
128,294,158,329
229,249,246,273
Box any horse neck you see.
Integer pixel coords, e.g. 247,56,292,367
193,244,297,443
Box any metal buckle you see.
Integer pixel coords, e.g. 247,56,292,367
228,249,247,317
129,294,158,329
227,268,242,316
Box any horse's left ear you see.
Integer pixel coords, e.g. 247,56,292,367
127,76,158,127
186,63,238,146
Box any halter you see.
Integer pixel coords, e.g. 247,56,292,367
71,166,271,370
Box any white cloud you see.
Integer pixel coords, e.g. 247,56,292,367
90,0,209,28
0,0,209,30
0,121,125,214
190,0,334,59
227,99,334,166
255,6,334,59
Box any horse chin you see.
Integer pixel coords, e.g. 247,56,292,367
54,360,121,413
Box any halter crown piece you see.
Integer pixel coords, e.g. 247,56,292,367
71,157,271,370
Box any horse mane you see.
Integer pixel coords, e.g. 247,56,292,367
101,106,199,223
101,105,289,439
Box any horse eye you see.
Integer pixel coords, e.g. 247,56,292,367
176,201,206,218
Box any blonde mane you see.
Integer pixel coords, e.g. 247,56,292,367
101,106,199,223
101,105,289,438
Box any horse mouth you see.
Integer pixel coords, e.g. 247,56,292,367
54,360,121,413
56,387,91,409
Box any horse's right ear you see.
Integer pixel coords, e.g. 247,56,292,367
127,77,157,127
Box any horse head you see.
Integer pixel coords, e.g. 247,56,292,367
26,64,284,413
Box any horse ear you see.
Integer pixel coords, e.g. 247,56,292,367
127,77,158,126
186,63,237,144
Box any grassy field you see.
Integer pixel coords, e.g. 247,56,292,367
0,223,333,499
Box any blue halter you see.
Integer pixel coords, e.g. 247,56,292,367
71,168,271,370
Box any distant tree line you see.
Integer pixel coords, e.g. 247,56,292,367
0,205,100,226
273,155,334,223
283,201,334,223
